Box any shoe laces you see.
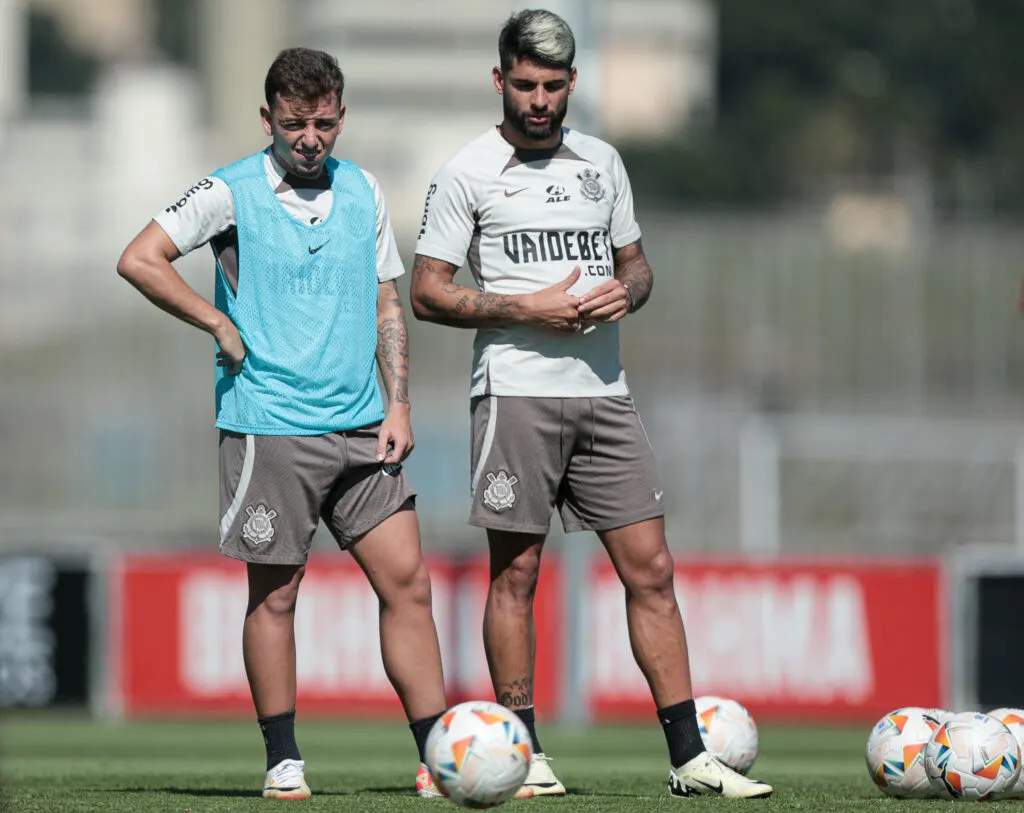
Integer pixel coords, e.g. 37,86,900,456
707,754,754,782
698,753,729,775
533,753,553,764
270,759,305,786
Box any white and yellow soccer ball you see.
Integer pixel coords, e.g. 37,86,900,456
694,695,759,775
988,708,1024,798
865,707,942,798
425,700,532,808
923,711,1022,800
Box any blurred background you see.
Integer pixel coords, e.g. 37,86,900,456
1,0,1023,725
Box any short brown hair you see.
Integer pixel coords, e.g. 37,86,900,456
264,47,345,108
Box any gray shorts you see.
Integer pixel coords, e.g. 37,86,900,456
218,425,416,565
468,395,664,534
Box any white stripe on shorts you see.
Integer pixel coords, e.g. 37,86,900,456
629,395,654,451
470,396,498,497
219,433,255,547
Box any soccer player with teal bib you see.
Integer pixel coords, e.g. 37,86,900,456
117,47,447,800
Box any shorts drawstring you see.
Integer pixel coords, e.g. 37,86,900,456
559,398,566,470
588,399,596,464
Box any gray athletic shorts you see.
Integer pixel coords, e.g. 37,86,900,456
468,395,665,534
218,424,416,565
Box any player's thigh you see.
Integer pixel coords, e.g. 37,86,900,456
346,505,430,603
468,396,566,534
219,431,340,565
559,396,665,533
321,422,417,549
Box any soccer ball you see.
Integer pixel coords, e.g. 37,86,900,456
425,701,532,808
694,695,759,775
988,708,1024,798
924,708,954,723
923,711,1022,800
865,707,942,798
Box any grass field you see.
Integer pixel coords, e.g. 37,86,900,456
1,714,1019,811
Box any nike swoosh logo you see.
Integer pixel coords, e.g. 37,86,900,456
654,490,664,500
504,187,528,197
693,778,723,794
309,241,329,254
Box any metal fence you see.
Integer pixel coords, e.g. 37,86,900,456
2,208,1023,555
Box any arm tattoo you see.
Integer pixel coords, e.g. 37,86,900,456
411,254,520,328
614,239,654,313
472,293,515,320
495,677,533,710
376,282,409,406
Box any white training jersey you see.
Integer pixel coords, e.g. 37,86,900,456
154,148,405,285
416,127,642,398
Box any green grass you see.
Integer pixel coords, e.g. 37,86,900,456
0,714,1018,811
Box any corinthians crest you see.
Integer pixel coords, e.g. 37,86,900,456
577,168,606,203
242,504,277,546
482,470,518,512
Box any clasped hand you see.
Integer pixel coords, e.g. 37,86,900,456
523,267,629,332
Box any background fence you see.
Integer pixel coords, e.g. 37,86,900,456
3,212,1023,555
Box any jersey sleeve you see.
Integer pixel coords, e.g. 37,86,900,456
414,160,476,268
362,170,405,283
608,149,643,249
153,176,236,256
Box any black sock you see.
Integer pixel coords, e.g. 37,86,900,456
410,712,444,764
658,699,706,768
259,709,301,771
515,706,544,755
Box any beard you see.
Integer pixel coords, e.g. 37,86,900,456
503,92,568,142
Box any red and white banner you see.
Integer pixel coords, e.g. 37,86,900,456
109,552,942,722
108,552,562,718
588,558,945,723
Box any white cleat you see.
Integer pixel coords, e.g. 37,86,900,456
669,752,772,799
514,752,567,798
263,758,311,800
416,763,445,798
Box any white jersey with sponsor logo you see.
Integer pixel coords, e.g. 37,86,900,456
416,127,642,398
153,148,404,285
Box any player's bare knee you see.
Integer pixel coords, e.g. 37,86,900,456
491,553,541,606
623,548,676,605
378,556,433,610
263,583,301,616
399,558,434,608
247,564,305,616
